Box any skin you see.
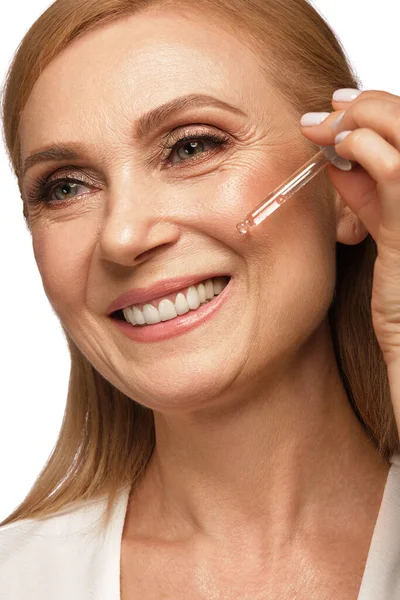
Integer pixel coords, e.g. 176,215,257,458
19,8,389,598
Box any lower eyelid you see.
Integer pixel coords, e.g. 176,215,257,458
171,143,226,165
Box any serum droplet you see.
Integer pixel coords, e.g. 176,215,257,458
237,219,252,235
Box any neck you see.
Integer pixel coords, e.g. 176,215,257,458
125,319,389,547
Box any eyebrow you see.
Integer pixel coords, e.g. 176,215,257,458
21,93,247,178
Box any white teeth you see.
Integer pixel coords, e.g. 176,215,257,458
132,306,145,325
123,306,136,325
175,292,190,315
143,304,161,325
122,276,229,326
197,283,207,303
158,299,178,321
186,286,201,310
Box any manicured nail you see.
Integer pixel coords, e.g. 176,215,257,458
332,156,353,171
335,130,352,144
300,112,331,127
332,88,362,102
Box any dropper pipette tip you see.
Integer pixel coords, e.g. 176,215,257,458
236,219,253,235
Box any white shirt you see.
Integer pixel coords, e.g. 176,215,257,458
1,453,400,599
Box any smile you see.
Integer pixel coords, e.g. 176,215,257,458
121,276,230,326
110,276,232,343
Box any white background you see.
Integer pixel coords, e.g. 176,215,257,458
1,1,399,521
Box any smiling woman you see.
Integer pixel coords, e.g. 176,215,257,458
0,0,399,598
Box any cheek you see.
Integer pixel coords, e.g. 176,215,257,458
208,155,335,258
196,162,281,245
32,225,90,317
208,162,337,330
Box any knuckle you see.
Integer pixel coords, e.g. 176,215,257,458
349,128,366,143
348,100,368,124
358,89,386,99
383,159,400,182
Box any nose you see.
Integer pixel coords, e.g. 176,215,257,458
98,177,180,268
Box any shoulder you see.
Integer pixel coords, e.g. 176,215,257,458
357,453,400,599
0,495,110,599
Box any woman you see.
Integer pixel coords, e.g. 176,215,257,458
1,0,400,597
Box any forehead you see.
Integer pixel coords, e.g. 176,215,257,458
19,10,275,155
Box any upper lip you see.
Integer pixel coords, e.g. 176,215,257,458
107,273,231,315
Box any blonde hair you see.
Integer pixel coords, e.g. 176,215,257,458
1,0,397,531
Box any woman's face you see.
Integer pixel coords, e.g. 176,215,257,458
19,9,341,412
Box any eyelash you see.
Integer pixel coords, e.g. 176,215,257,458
26,130,231,206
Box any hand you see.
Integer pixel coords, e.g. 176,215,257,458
300,89,400,432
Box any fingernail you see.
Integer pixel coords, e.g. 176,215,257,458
332,88,362,102
335,130,352,144
332,156,353,171
300,112,331,127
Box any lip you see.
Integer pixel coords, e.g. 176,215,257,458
107,273,231,315
110,276,233,343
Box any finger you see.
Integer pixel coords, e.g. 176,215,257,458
300,98,400,151
301,92,400,149
331,98,400,152
300,111,344,146
331,89,400,112
335,128,400,232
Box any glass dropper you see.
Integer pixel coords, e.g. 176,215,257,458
236,145,352,235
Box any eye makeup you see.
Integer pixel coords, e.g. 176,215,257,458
236,145,354,235
24,127,231,206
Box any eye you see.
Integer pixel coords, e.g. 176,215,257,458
25,128,232,207
164,130,231,166
51,180,89,202
169,136,225,165
26,174,93,206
